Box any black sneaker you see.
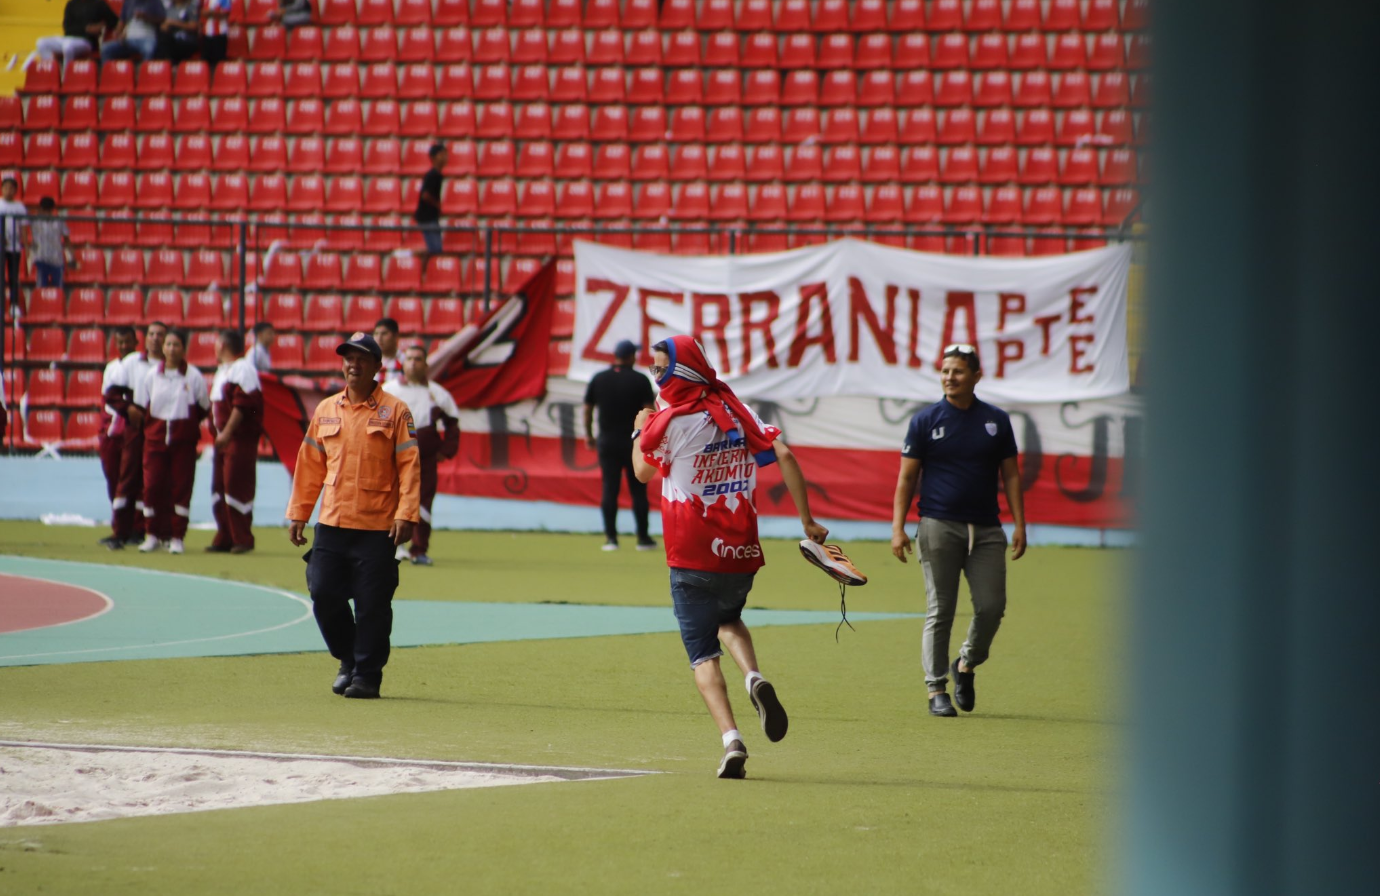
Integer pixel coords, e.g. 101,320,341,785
331,662,354,696
343,677,381,699
635,538,658,552
717,739,748,779
928,692,958,717
951,658,976,712
749,677,789,742
97,536,124,551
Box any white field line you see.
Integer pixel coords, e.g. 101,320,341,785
0,740,654,781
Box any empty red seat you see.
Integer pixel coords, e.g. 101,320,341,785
1023,186,1063,225
784,144,822,182
1020,146,1058,184
822,147,861,183
938,108,976,144
1104,188,1140,226
1058,109,1097,146
107,248,145,284
745,107,782,142
262,292,302,329
144,250,184,287
1016,108,1055,145
68,248,106,285
1010,34,1047,70
940,146,978,183
60,170,98,207
978,108,1016,145
183,290,225,327
62,96,98,131
979,146,1018,184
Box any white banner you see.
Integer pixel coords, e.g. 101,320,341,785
570,239,1131,404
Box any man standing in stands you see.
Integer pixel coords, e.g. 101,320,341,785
106,321,165,547
199,0,231,68
287,332,420,700
414,143,447,259
0,177,25,316
584,339,657,552
27,197,71,289
373,318,404,383
383,344,460,566
250,321,276,373
208,329,263,554
100,0,166,62
97,326,138,550
157,0,200,64
33,0,120,65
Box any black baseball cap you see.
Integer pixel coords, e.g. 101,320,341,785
614,339,638,358
337,331,383,361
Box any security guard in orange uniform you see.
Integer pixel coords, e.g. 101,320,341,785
288,332,421,699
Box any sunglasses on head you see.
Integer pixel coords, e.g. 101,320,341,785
944,344,978,355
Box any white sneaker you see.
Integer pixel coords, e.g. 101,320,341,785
167,538,184,555
601,541,619,552
138,535,162,553
395,545,410,561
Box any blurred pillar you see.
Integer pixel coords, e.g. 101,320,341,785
1129,2,1380,895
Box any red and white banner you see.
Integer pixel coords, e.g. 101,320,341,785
570,239,1132,404
437,379,1142,529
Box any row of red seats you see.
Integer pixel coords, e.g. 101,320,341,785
7,88,1147,142
4,409,105,450
232,0,1148,34
9,135,1144,185
15,289,477,336
221,25,1149,69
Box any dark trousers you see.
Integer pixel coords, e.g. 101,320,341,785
598,444,649,542
412,448,438,555
1,252,19,313
210,440,257,549
112,429,146,540
201,35,227,68
143,436,197,541
98,430,122,504
305,524,400,684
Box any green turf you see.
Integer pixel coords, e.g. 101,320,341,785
0,520,1124,895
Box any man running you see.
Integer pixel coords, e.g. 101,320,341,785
890,344,1027,717
633,336,828,779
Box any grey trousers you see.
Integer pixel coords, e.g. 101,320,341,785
917,517,1008,690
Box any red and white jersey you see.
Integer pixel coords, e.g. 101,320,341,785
644,407,782,574
376,353,404,384
382,379,460,427
120,350,157,396
134,362,211,443
211,356,263,439
202,0,231,36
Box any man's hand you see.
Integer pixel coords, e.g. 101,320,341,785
288,520,308,546
390,519,414,547
1010,524,1027,561
633,408,655,432
213,431,231,449
891,529,913,563
803,519,828,544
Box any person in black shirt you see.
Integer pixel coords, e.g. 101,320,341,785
414,143,448,258
34,0,119,65
584,340,657,551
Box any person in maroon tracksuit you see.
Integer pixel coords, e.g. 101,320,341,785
107,321,166,546
381,344,460,565
208,329,264,554
96,326,138,550
132,329,210,555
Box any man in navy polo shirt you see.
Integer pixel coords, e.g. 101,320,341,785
890,344,1027,717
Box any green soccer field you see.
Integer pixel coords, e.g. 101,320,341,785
0,520,1124,896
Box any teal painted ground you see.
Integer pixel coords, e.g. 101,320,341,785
0,556,918,667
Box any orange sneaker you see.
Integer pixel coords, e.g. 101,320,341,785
798,541,868,586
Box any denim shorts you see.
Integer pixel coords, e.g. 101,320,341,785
669,567,756,667
419,222,442,254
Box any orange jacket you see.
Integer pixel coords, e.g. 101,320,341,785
286,384,421,530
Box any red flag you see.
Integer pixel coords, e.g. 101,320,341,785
430,258,556,408
259,373,330,477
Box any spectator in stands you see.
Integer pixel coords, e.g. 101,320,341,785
268,0,313,28
0,177,24,317
97,326,138,550
414,143,448,259
134,328,210,555
200,0,232,69
584,339,657,552
101,0,167,63
33,0,119,66
208,329,263,555
157,0,201,64
373,318,403,382
250,321,276,372
383,344,460,566
110,321,166,547
27,198,71,290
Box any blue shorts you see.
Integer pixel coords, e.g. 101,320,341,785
669,567,755,667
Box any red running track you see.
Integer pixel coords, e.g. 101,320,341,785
0,574,112,634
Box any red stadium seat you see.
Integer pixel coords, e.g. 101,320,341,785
263,292,303,330
185,290,226,327
1024,186,1063,225
1054,72,1092,109
1058,109,1097,146
1061,148,1099,186
555,181,593,219
1020,146,1058,185
745,107,782,143
62,95,97,131
1050,34,1087,70
862,146,901,183
708,145,746,182
66,369,105,408
822,146,861,183
1102,149,1138,185
784,144,822,182
632,182,669,220
1045,0,1081,29
1016,108,1054,145
899,146,939,183
977,108,1016,145
1094,72,1131,109
979,146,1018,184
68,248,106,285
669,145,707,182
1104,188,1140,226
896,71,934,107
438,100,476,137
422,255,464,294
1010,34,1047,70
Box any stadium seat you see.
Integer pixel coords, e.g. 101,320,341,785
185,291,226,328
1016,108,1055,145
784,144,823,182
26,368,66,408
820,71,858,107
978,146,1018,184
20,409,65,449
1102,149,1138,185
262,252,303,290
62,96,97,131
1024,186,1064,225
898,146,938,184
361,177,403,215
1050,33,1088,70
708,145,746,182
1010,34,1047,70
212,136,249,173
65,327,104,364
204,97,246,133
359,26,399,63
1054,72,1093,109
821,108,860,144
975,71,1013,108
422,255,465,294
896,71,934,107
743,107,782,143
589,105,628,142
1061,148,1099,186
246,135,288,174
1104,188,1140,226
22,287,65,325
862,146,901,183
554,181,593,219
68,248,106,285
263,292,303,330
632,182,670,220
787,183,825,222
977,108,1016,145
932,34,968,70
65,368,104,408
1058,109,1098,146
105,248,144,285
26,327,67,362
822,146,861,183
938,108,976,145
145,249,185,287
1020,146,1058,185
775,0,812,31
1094,72,1131,109
437,100,477,137
186,250,228,287
668,144,707,182
60,170,97,207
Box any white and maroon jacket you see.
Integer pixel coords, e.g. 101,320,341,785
382,379,461,458
134,361,210,445
211,356,264,446
376,353,404,384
